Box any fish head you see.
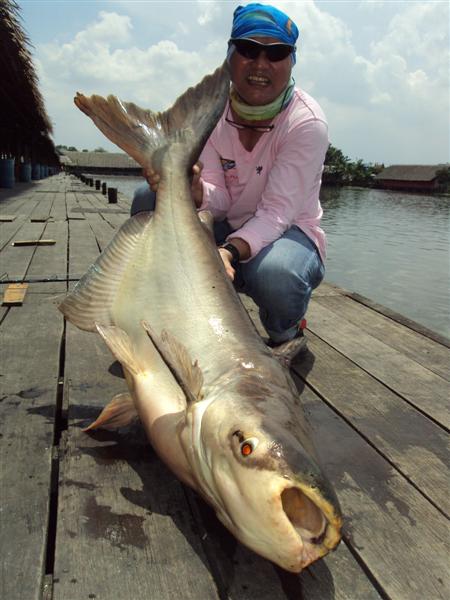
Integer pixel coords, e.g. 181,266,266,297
192,380,343,573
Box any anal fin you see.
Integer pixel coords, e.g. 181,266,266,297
83,392,137,431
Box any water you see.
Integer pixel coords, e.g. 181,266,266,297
320,186,450,338
96,174,450,339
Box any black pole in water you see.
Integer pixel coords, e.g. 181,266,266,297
101,182,107,195
108,187,118,204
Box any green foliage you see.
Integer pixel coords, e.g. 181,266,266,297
324,144,384,187
94,147,107,152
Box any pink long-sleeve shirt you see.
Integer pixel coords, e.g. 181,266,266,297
199,88,329,262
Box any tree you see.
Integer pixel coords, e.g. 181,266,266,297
94,147,107,153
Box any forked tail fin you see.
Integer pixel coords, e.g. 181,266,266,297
74,62,230,172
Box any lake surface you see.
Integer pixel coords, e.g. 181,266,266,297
97,175,450,339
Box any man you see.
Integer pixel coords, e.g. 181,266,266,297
132,3,328,353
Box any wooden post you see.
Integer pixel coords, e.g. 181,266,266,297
101,182,107,195
107,187,118,204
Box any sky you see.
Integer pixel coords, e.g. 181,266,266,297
17,0,449,165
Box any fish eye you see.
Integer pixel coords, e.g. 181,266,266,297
240,437,259,456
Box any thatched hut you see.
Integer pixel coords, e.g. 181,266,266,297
60,151,141,176
374,165,448,193
0,0,59,182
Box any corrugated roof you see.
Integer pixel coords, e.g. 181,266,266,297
375,165,447,182
60,151,140,169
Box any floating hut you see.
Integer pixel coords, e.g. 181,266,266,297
60,151,141,176
375,165,448,193
0,0,59,187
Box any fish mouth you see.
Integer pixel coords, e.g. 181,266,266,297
281,486,342,571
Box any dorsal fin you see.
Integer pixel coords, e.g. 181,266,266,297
142,321,203,403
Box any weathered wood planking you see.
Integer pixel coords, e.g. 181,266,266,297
187,488,383,600
295,383,450,600
53,323,220,600
67,220,101,286
81,211,116,252
1,222,47,280
26,221,68,282
48,191,67,222
306,301,450,428
0,282,64,600
315,293,450,381
293,332,450,515
29,192,55,222
66,191,86,221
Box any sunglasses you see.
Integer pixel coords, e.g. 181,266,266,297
231,38,295,62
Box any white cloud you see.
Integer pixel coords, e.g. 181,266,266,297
32,0,449,163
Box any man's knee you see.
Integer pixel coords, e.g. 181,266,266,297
130,183,156,215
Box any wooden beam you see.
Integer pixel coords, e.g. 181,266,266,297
12,239,56,246
2,283,28,305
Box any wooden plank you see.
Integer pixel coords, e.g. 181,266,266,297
29,192,55,222
68,220,100,282
307,301,450,428
315,294,450,381
49,192,67,222
12,239,56,246
26,221,68,282
53,323,220,600
0,283,64,600
295,382,450,600
66,192,85,221
83,212,116,251
188,489,383,600
2,283,28,305
0,222,46,280
0,214,16,222
293,332,450,515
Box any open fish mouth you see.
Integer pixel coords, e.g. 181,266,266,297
281,486,341,571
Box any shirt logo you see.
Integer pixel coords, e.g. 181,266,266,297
256,166,263,175
220,157,236,171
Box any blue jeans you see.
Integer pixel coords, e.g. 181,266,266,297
131,184,324,343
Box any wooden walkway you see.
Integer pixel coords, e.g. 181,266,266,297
1,174,449,600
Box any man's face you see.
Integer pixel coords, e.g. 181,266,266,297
230,36,293,107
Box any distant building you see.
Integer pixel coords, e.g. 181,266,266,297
374,165,448,192
60,151,141,176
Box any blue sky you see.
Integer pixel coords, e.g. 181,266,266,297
18,0,449,165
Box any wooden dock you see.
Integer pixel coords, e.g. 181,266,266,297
1,174,449,600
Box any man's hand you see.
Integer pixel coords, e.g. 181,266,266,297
218,247,236,281
143,161,203,207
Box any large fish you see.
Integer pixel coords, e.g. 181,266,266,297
59,63,342,572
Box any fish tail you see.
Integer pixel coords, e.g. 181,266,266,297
74,62,230,173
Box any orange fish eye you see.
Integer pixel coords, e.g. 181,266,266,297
241,442,253,456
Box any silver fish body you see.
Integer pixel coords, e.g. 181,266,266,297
59,63,342,572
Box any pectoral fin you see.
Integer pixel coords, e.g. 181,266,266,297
272,336,307,366
83,393,137,431
142,321,203,403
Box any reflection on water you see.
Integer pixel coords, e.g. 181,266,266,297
96,175,450,338
320,186,450,338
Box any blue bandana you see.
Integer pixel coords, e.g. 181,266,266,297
230,3,299,50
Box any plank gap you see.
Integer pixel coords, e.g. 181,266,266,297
305,330,450,435
292,371,450,520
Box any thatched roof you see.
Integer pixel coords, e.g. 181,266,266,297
0,0,57,161
375,165,447,182
60,151,140,170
